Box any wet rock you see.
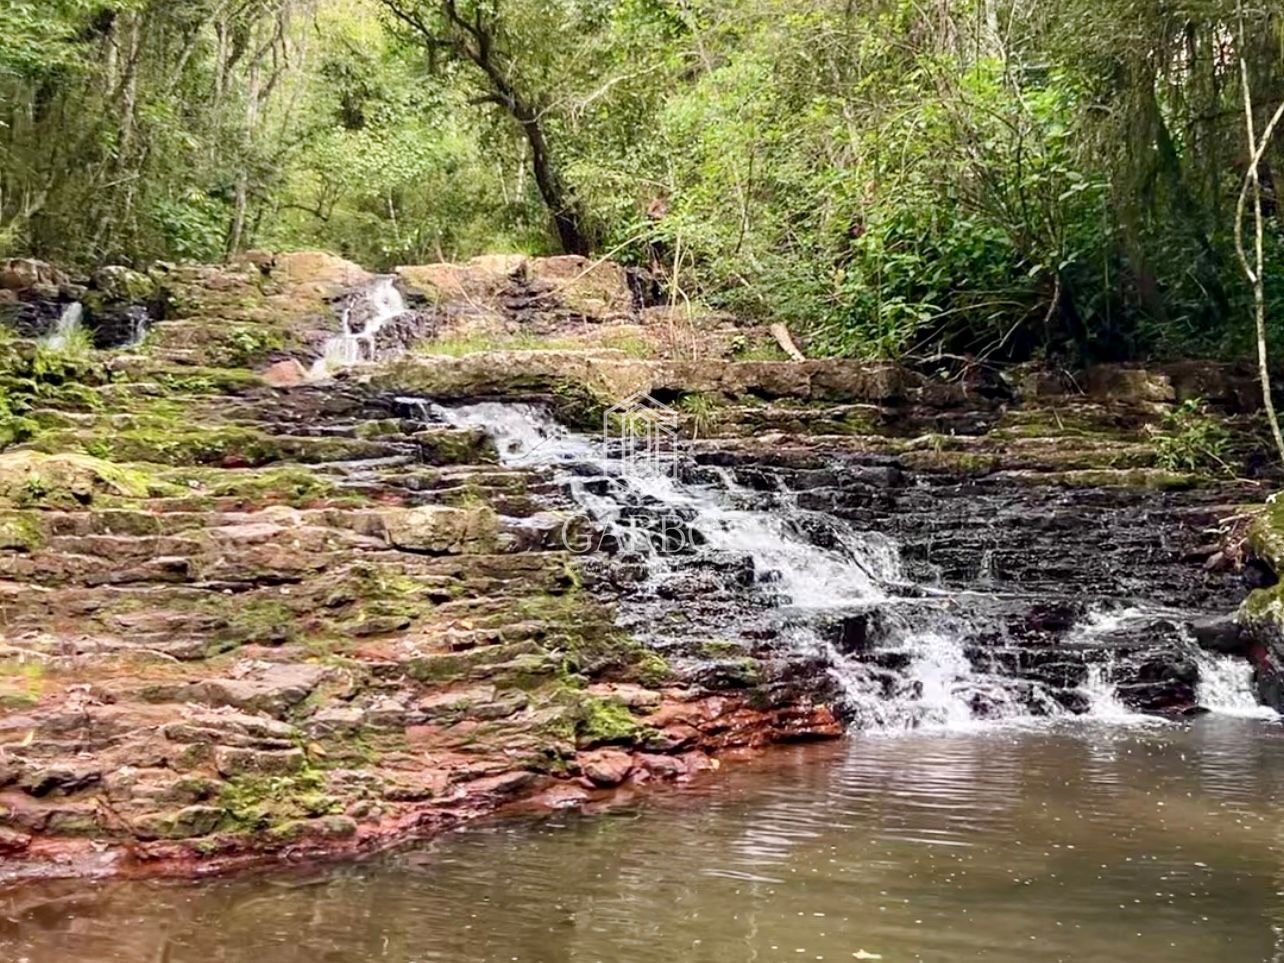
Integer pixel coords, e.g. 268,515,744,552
18,765,102,798
527,783,591,809
1117,681,1197,713
578,748,634,787
635,752,686,779
1191,615,1247,656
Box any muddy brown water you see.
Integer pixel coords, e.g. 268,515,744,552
3,716,1282,962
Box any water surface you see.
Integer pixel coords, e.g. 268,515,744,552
5,716,1282,962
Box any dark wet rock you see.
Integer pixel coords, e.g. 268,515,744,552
1191,615,1248,656
1117,681,1198,714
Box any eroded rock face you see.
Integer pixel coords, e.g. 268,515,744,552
0,249,1273,881
0,261,853,880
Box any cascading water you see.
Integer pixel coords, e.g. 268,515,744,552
122,305,151,348
41,301,83,350
1194,648,1278,717
423,400,1271,731
311,277,408,378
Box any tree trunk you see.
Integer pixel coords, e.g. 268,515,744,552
514,102,590,256
380,0,594,255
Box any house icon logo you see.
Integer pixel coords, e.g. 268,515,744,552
602,392,681,477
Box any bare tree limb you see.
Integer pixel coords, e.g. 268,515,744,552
1234,51,1284,464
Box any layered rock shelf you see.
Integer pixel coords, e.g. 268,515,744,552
0,251,1276,880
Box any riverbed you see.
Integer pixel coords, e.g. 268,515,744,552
4,715,1281,962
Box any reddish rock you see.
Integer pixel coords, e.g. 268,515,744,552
579,749,634,787
261,359,308,387
526,783,591,810
0,826,32,853
635,753,686,779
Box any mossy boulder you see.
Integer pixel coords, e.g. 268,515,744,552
92,265,156,304
0,450,162,506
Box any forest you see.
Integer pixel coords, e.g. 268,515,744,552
3,0,1283,365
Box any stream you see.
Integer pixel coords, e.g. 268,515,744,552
4,718,1282,961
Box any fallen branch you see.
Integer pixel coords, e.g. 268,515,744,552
769,323,806,361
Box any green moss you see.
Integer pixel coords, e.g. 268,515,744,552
161,466,355,507
407,641,545,684
1029,468,1197,490
139,365,263,395
34,425,390,469
991,409,1130,441
551,380,607,429
699,639,746,658
1240,582,1284,621
223,598,298,646
635,651,672,687
353,418,405,440
574,695,643,747
218,769,341,834
215,326,285,368
0,450,177,507
0,510,44,551
415,427,498,466
899,448,1000,474
0,661,44,709
1247,499,1284,570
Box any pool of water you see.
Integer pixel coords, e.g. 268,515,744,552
4,716,1282,962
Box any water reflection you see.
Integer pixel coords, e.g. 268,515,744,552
3,717,1282,962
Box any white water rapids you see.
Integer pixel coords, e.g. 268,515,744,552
423,400,1271,732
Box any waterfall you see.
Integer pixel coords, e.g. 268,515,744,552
1194,649,1277,718
424,400,1273,731
41,302,83,350
431,400,898,606
122,305,150,348
311,277,407,379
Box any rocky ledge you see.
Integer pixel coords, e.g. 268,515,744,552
0,251,1275,879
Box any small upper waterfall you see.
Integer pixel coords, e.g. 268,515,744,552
425,400,1271,732
122,305,150,348
311,277,408,379
41,301,83,350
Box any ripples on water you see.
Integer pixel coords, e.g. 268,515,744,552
4,717,1282,963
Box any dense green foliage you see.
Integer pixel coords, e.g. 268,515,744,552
2,0,1282,362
